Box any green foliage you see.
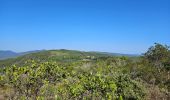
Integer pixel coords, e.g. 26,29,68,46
0,59,147,99
144,43,170,70
0,43,169,99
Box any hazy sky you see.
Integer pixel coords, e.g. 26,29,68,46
0,0,170,54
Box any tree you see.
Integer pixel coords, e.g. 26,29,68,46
144,43,170,70
143,43,170,90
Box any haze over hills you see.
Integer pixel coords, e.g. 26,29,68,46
0,50,18,59
0,50,43,60
0,49,139,60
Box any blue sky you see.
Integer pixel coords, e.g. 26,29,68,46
0,0,170,54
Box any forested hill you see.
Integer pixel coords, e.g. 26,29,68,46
0,49,138,66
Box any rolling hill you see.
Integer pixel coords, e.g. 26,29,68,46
0,49,138,60
0,49,139,67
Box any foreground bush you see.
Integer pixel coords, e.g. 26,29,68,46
0,60,147,100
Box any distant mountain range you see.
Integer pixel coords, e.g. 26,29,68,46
0,50,139,60
0,50,43,60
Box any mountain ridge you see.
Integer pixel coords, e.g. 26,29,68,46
0,50,43,60
0,49,139,60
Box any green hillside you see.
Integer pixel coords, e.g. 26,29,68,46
0,49,113,67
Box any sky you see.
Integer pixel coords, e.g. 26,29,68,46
0,0,170,54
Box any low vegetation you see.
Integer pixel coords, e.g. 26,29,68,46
0,43,169,100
